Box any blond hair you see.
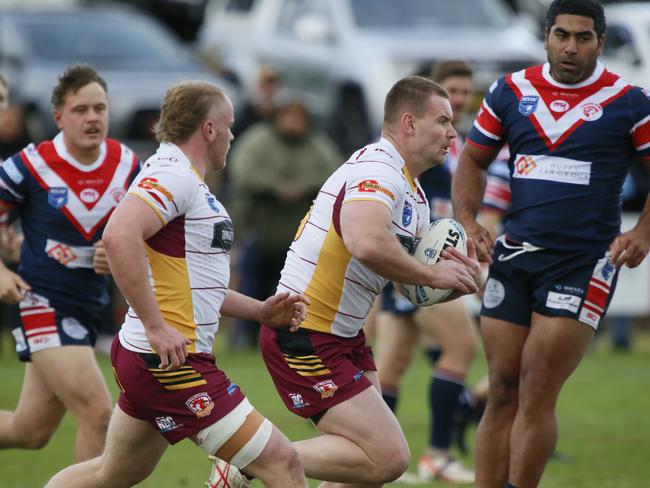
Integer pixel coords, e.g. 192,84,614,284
154,81,227,144
383,76,448,126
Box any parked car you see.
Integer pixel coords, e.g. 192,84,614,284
199,0,544,151
601,2,650,90
0,3,239,147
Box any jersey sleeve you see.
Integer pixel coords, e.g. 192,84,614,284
0,152,30,208
128,166,195,224
630,87,650,160
467,77,507,149
342,162,402,213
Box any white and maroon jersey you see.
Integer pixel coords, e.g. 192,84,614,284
468,62,650,251
119,143,233,354
278,138,430,338
0,133,139,316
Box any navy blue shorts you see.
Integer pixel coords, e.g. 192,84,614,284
11,291,100,362
481,238,619,329
380,282,417,315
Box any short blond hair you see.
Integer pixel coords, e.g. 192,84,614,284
383,76,448,126
154,81,227,144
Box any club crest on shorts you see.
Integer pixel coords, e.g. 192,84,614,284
185,392,214,418
48,187,68,209
518,96,539,117
313,379,338,399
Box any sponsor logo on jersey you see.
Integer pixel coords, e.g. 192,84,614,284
226,382,239,395
545,291,581,313
514,155,537,176
402,201,412,226
518,95,539,116
550,100,569,112
48,187,68,209
79,188,100,203
357,179,395,201
137,177,174,201
185,392,215,418
313,379,338,399
579,102,603,121
46,242,78,266
289,393,309,409
155,416,181,433
353,370,365,381
512,154,591,186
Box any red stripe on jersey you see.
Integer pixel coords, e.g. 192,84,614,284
146,190,167,210
591,277,610,290
465,138,496,151
632,118,650,151
146,215,186,258
586,283,609,309
582,301,603,316
475,104,503,139
21,311,56,330
332,182,346,238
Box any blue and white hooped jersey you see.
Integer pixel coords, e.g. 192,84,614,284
468,62,650,252
0,133,140,316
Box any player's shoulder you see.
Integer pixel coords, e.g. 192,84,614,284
346,139,407,180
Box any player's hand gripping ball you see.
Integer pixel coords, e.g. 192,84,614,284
400,218,468,306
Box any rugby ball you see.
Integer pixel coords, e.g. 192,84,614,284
399,218,468,306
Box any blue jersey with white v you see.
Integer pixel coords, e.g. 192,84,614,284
468,62,650,252
0,134,139,315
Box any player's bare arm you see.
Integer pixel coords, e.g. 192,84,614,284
103,194,191,370
609,193,650,268
220,289,310,332
340,199,478,294
452,143,501,263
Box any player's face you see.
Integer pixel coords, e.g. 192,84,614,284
54,82,108,155
415,94,456,168
0,82,9,126
208,97,234,171
545,14,604,84
440,75,473,121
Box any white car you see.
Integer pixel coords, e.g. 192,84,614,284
199,0,544,152
601,3,650,90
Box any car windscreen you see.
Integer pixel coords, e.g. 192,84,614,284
350,0,511,29
13,11,189,70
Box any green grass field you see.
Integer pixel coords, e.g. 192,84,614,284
1,327,649,487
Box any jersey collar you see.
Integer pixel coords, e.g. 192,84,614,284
53,132,107,172
378,137,417,192
541,61,605,89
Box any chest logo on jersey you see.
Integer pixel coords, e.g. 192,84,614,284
47,188,68,209
550,100,569,113
79,188,100,203
512,154,591,186
518,95,539,116
402,201,413,226
579,102,603,122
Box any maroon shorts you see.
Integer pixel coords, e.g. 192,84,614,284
259,326,375,420
110,337,245,444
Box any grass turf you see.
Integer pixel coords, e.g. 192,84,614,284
0,327,649,487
